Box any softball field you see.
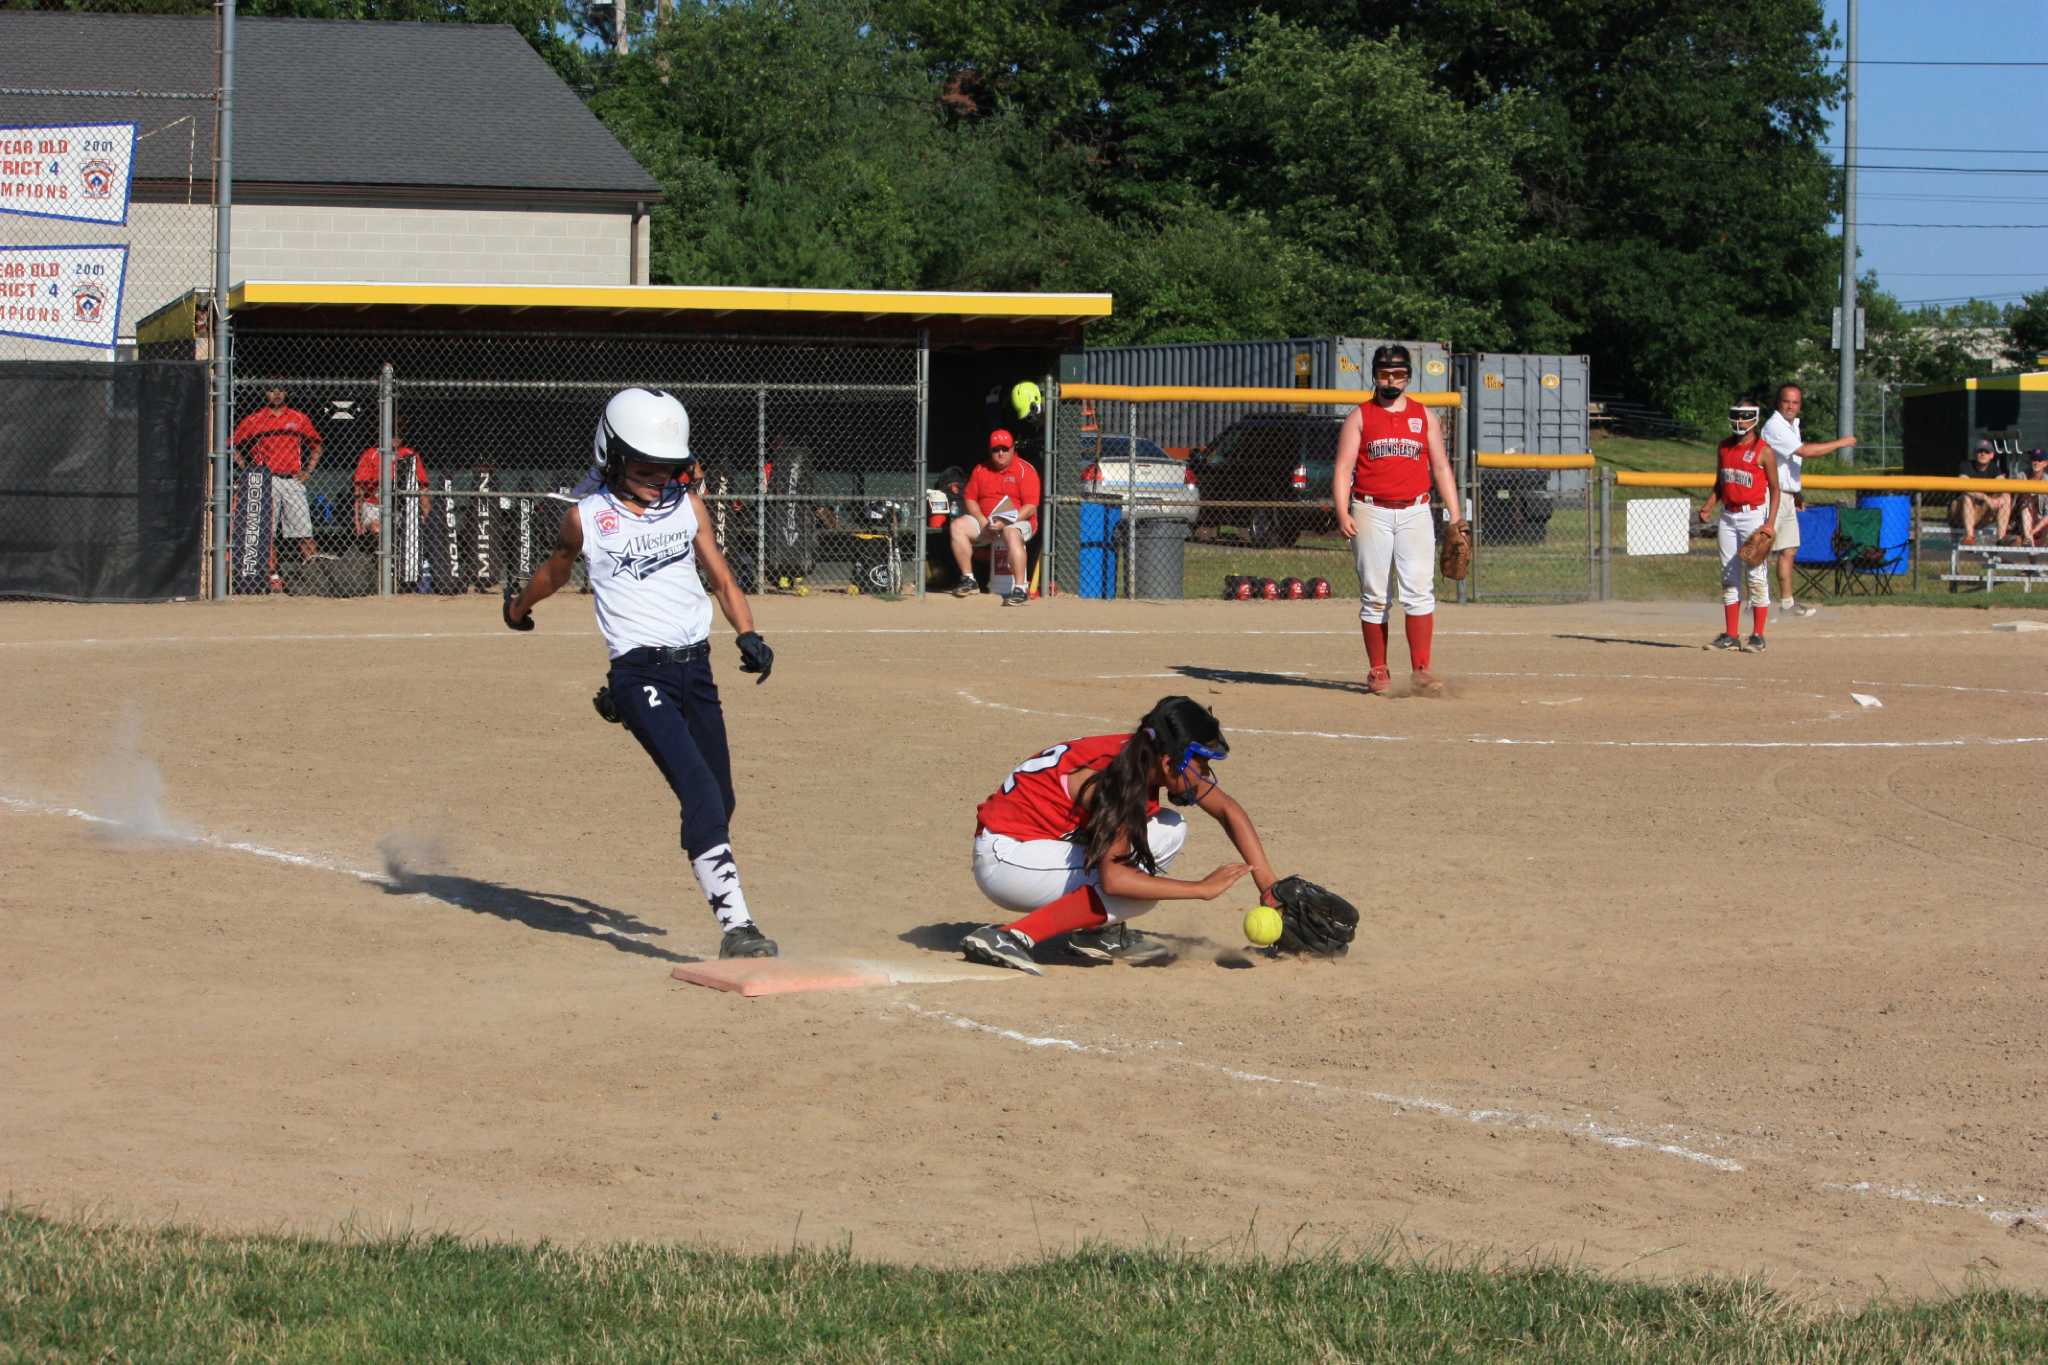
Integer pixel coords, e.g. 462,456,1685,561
4,594,2046,1306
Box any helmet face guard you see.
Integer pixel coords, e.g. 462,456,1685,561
1142,695,1229,807
1166,739,1228,807
1728,404,1761,437
596,389,696,507
1371,345,1413,402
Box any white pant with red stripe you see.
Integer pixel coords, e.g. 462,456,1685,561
1351,496,1436,623
1717,505,1771,606
971,811,1187,925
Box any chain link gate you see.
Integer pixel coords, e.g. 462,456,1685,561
1046,382,1463,603
1462,457,1599,602
214,328,925,601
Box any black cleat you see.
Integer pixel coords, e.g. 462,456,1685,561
1746,634,1767,653
719,923,779,959
961,925,1042,975
1710,633,1741,650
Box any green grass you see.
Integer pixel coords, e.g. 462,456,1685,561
7,1210,2048,1362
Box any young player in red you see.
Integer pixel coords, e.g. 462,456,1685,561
1698,398,1782,652
959,696,1279,974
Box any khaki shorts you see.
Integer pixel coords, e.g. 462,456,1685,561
270,474,313,540
1772,495,1800,552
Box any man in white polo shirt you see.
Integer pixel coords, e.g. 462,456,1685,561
1760,383,1857,617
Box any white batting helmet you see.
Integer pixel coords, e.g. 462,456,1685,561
595,387,693,481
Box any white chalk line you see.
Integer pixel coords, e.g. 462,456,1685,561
905,1004,2048,1227
0,793,668,949
956,690,2048,752
902,1003,1740,1172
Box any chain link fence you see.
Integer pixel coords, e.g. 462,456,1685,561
1462,460,1598,602
1046,388,1469,603
207,328,926,599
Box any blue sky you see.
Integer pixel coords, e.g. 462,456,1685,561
1820,0,2047,311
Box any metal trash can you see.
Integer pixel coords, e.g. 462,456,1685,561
1127,515,1189,599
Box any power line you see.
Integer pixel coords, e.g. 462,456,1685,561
1851,222,2048,228
1823,145,2048,156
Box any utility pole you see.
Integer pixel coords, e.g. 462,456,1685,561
1837,0,1858,463
615,0,628,53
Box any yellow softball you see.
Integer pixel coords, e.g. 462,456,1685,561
1243,904,1283,947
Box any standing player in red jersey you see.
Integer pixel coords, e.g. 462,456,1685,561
959,696,1279,974
231,385,324,571
1698,397,1782,652
1331,345,1464,698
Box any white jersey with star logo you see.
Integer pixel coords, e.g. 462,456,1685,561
576,489,712,659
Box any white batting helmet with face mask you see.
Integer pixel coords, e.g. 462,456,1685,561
1728,402,1761,437
595,388,694,503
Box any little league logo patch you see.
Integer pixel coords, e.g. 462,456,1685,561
80,160,117,198
71,282,106,322
1408,417,1424,433
596,510,621,536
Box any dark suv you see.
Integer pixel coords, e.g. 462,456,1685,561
1189,413,1343,546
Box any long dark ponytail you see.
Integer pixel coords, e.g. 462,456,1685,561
1076,696,1226,874
1077,724,1168,873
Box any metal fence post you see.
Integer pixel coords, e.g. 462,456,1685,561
754,385,766,595
1586,470,1596,602
913,331,929,599
1911,490,1920,592
208,0,236,600
1123,401,1136,598
1600,468,1613,601
377,362,393,596
1040,369,1055,598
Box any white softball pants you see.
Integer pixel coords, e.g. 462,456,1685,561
1351,498,1436,623
1717,506,1770,606
971,810,1187,925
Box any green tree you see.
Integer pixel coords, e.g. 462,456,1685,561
2004,289,2048,370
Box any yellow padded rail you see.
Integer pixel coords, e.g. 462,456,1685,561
1476,454,1596,469
1061,383,1461,407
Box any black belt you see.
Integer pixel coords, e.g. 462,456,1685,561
617,642,709,666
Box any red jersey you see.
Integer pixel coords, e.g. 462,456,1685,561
964,458,1041,523
1351,399,1431,501
1716,435,1771,510
232,406,321,477
976,733,1160,841
351,444,427,505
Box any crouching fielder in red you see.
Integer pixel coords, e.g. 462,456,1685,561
959,696,1277,975
1332,344,1464,697
1699,398,1782,653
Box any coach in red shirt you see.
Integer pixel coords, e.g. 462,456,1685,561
351,415,430,544
231,386,324,564
948,428,1040,604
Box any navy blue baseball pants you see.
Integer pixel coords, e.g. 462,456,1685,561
607,644,736,859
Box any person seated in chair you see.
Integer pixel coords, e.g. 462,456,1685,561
1959,439,2014,546
2017,448,2048,549
949,428,1040,605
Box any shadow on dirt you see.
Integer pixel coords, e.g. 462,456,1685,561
1553,633,1695,650
1173,664,1373,695
378,871,695,964
899,921,985,954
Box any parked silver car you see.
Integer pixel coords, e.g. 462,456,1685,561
1062,435,1200,524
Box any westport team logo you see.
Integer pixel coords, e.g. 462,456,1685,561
80,160,117,199
596,510,621,536
71,281,106,322
607,536,693,582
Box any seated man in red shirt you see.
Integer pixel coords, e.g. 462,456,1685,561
351,416,430,548
948,428,1040,605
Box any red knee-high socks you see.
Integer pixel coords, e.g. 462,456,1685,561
1405,613,1434,670
1005,886,1106,945
1751,604,1767,636
1724,602,1741,636
1361,620,1389,671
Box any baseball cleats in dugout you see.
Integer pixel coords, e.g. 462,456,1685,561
1066,923,1172,966
961,925,1042,975
1711,632,1741,650
719,923,779,959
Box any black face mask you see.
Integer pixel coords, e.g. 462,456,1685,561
1375,384,1403,402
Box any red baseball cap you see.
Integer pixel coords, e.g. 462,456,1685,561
989,429,1014,451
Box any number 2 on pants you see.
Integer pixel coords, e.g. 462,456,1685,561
643,685,661,709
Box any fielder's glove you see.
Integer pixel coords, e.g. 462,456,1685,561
503,599,534,632
592,685,622,725
735,631,774,684
1737,526,1775,568
1271,876,1359,957
1439,519,1473,581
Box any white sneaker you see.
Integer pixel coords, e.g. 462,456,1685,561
1782,600,1818,619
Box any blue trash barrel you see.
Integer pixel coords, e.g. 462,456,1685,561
1856,493,1911,575
1793,505,1837,564
1076,502,1124,598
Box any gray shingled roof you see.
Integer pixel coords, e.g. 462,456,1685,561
0,12,659,196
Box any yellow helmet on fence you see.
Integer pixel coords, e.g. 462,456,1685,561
1010,381,1043,422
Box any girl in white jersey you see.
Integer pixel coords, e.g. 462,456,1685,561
505,389,780,959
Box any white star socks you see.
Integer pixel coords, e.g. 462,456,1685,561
690,843,753,931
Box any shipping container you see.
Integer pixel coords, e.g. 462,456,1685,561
1457,352,1592,498
1902,374,2048,477
1060,337,1450,454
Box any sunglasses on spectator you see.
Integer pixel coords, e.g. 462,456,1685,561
990,442,1013,451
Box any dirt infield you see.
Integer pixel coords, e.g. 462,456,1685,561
5,593,2048,1303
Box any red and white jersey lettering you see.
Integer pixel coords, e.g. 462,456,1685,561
1716,435,1771,509
1351,399,1431,502
975,733,1161,840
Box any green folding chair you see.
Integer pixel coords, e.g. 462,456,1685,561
1832,507,1894,597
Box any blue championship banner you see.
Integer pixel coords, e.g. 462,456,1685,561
0,243,128,349
0,124,137,225
232,466,275,595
